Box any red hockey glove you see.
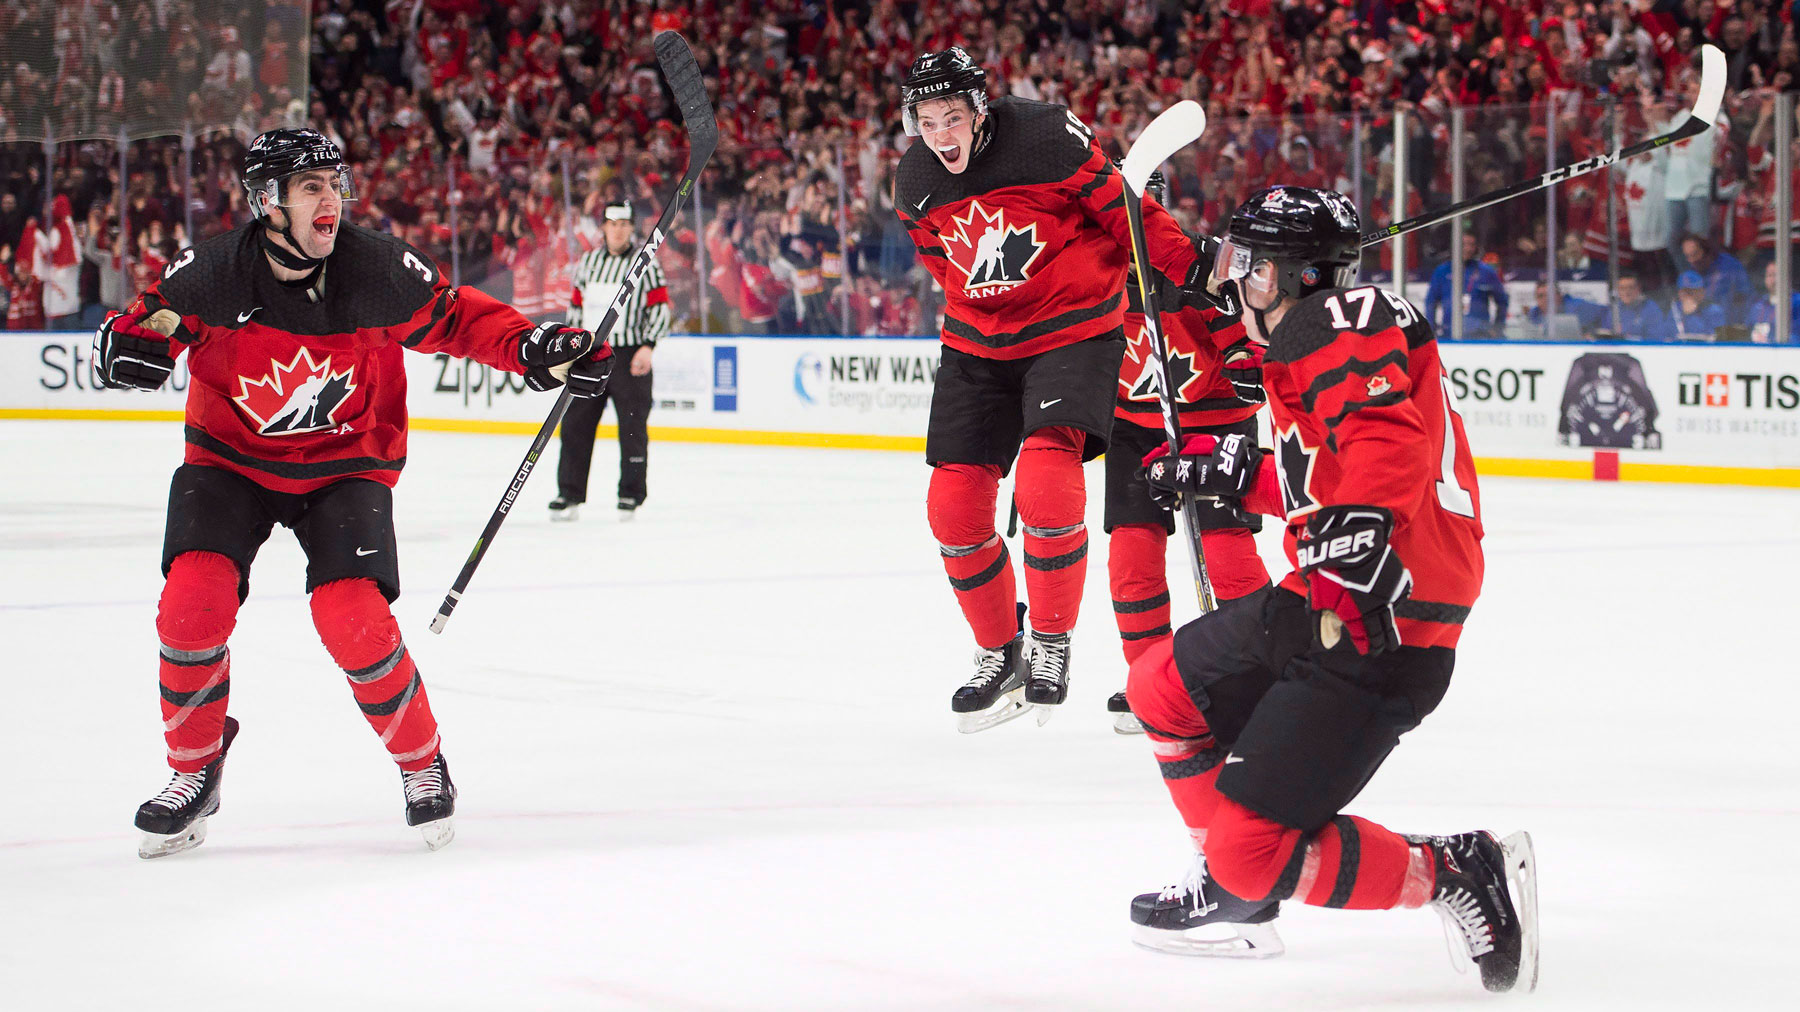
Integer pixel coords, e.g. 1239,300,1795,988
518,322,597,393
1296,505,1415,655
1220,338,1264,406
93,308,179,390
1138,432,1264,511
566,340,614,400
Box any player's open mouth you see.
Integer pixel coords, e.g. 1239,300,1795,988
937,144,962,163
313,216,337,238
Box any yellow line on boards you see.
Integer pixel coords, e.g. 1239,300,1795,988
6,409,1799,485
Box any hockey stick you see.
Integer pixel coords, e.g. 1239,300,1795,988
1361,44,1725,248
430,31,718,634
1119,100,1219,614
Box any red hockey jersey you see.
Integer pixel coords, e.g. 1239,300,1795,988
1248,285,1484,649
133,222,535,495
894,96,1200,360
1118,272,1257,431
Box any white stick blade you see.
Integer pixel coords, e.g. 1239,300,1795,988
1122,101,1206,194
1693,44,1725,125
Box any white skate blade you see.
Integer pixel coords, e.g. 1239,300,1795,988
418,816,456,852
1033,702,1059,726
1112,712,1146,734
1503,831,1540,993
137,817,208,859
1132,920,1284,959
550,505,580,522
955,687,1031,733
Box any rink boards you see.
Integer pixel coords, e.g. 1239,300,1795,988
4,331,1798,486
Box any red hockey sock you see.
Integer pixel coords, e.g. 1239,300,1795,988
1126,636,1227,848
1016,425,1087,635
928,463,1018,649
156,552,241,773
1108,524,1171,664
1197,527,1272,602
311,578,441,770
1207,798,1435,909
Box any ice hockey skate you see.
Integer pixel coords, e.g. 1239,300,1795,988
617,495,643,520
1130,853,1284,958
402,752,458,851
548,496,581,522
1107,690,1144,734
1023,629,1071,725
135,716,240,859
952,604,1031,733
1416,830,1539,993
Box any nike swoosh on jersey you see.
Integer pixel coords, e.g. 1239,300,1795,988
1039,398,1063,409
354,547,379,556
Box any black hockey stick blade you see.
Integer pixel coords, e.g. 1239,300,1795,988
431,32,717,635
1362,44,1724,247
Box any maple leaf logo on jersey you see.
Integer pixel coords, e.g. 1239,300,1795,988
1274,422,1321,518
1366,375,1391,397
940,200,1045,296
232,348,358,436
1121,320,1205,404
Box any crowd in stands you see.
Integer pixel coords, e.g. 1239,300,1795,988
3,0,1799,342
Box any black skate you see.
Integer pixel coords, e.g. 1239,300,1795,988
1417,830,1539,993
401,752,458,851
617,495,643,519
1023,630,1071,725
135,716,240,859
951,604,1030,733
1130,855,1284,958
548,496,582,522
1107,690,1144,735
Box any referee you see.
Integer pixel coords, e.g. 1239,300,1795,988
551,200,671,520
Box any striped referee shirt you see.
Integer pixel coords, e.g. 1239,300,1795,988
569,245,673,348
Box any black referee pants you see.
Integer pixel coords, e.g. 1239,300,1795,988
556,363,652,504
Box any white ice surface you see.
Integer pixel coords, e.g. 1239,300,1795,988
2,420,1797,1011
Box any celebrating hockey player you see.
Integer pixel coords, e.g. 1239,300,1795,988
1126,186,1538,992
894,48,1212,731
94,129,614,858
1104,170,1269,734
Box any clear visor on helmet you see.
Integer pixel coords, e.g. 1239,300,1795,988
1211,238,1256,287
903,91,985,138
251,166,357,220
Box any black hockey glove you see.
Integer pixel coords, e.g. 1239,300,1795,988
93,308,179,391
1138,432,1264,511
566,341,615,400
1159,235,1242,315
517,322,598,393
1296,505,1415,656
1220,338,1265,406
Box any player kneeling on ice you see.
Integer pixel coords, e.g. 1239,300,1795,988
94,129,613,858
1126,187,1537,993
894,48,1213,732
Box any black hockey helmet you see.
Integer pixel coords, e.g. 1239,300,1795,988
1213,186,1361,310
243,128,354,221
901,47,988,137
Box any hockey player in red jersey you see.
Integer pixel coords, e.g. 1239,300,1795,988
1126,187,1538,992
894,48,1213,731
94,129,614,858
1104,170,1269,734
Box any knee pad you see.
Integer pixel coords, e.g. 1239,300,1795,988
1197,527,1271,601
1014,425,1085,532
1108,523,1167,602
1125,636,1209,740
156,551,242,650
927,463,1002,551
1205,797,1299,902
310,577,402,671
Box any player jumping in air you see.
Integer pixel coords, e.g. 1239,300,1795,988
1104,170,1269,734
94,129,613,857
1128,186,1538,992
894,48,1213,732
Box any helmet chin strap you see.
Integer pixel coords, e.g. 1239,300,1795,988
259,205,326,273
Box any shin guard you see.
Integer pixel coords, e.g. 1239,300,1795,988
311,578,440,770
1108,524,1171,664
156,552,241,773
1016,426,1087,636
1126,636,1227,848
1198,527,1272,602
1207,798,1427,910
928,463,1018,649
